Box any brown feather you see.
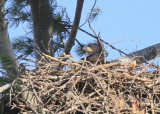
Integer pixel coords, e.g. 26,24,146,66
84,43,106,64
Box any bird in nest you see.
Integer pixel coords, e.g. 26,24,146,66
76,41,108,64
76,41,136,70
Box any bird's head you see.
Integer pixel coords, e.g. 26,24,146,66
83,43,102,54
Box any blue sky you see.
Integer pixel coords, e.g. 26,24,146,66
9,0,160,63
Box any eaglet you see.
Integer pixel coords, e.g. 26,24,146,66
83,43,107,64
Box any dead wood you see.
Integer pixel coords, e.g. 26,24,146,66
6,53,160,114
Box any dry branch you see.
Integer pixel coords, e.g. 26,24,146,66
64,0,84,54
0,83,12,93
8,53,160,113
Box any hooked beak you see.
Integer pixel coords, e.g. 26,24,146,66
83,46,93,53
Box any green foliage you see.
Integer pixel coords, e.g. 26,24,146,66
13,84,22,92
6,0,71,56
54,14,69,33
6,0,31,27
12,36,34,56
0,54,17,78
75,44,86,57
0,77,9,86
52,14,70,54
53,7,71,39
0,54,14,70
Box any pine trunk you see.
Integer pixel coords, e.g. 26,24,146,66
29,0,54,60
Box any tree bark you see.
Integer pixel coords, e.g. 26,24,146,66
128,43,160,63
29,0,54,60
64,0,84,55
113,43,160,64
0,0,19,78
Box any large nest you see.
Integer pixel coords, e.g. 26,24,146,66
10,53,160,114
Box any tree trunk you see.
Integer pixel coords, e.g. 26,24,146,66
29,0,54,60
0,0,19,78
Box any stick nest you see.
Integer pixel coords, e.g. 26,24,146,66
10,54,160,114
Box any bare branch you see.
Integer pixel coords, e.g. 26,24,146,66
64,24,128,55
64,0,84,54
80,0,97,27
128,43,160,63
78,27,128,55
0,83,12,93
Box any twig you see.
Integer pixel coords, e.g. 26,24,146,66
112,74,152,82
64,24,128,55
80,0,97,27
42,53,86,69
